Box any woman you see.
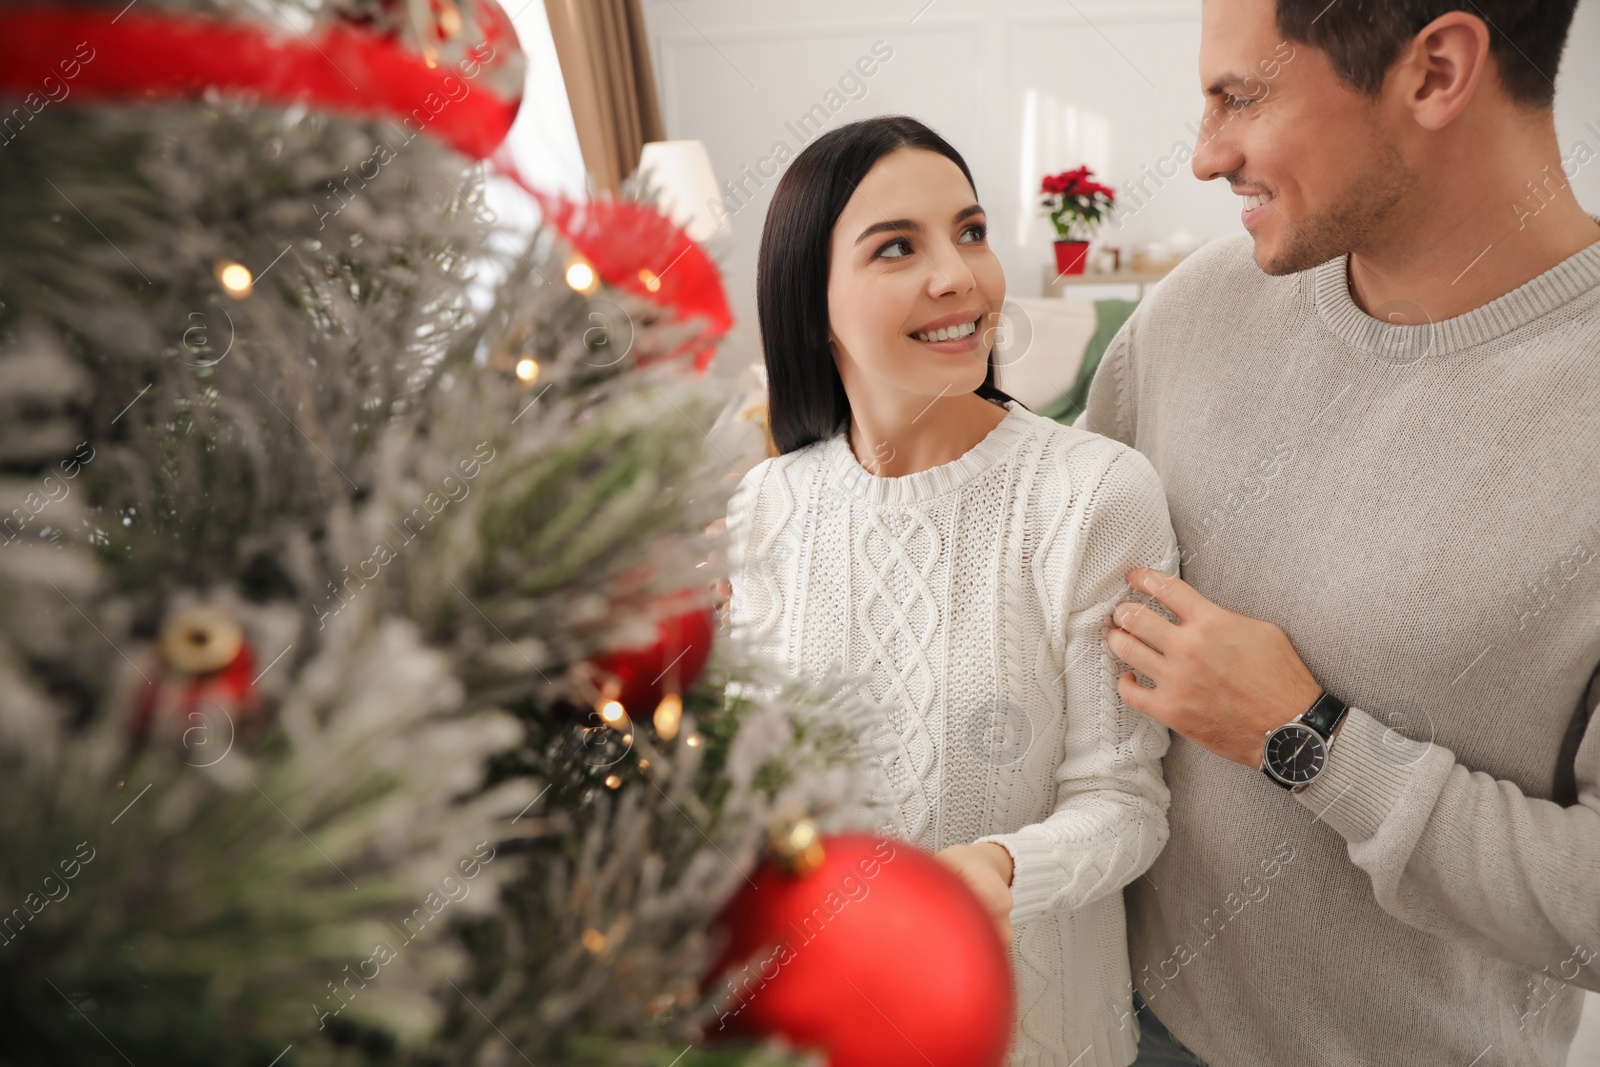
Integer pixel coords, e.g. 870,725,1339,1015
725,115,1179,1066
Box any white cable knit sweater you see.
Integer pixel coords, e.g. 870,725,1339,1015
725,399,1180,1067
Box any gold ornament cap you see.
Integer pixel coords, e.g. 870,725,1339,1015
766,809,825,876
160,605,244,675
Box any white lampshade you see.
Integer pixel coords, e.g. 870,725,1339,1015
638,140,728,242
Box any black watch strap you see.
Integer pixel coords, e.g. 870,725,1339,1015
1300,690,1349,740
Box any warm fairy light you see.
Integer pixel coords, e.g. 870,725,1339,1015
604,774,622,789
653,692,682,741
565,259,597,293
686,734,701,748
215,260,254,298
514,357,540,382
582,928,606,953
599,699,628,727
638,758,650,772
621,733,633,745
637,268,661,293
438,2,462,37
423,47,438,68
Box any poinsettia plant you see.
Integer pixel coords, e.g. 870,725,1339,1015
1040,166,1117,241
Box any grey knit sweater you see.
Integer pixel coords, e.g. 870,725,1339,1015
1077,231,1600,1067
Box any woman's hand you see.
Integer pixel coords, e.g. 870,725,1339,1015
935,842,1015,946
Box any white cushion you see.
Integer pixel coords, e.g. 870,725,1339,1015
992,296,1097,411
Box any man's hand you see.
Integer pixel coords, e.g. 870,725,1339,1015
935,842,1014,946
1107,567,1323,768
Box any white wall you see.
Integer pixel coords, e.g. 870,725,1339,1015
642,0,1600,375
1556,1,1600,210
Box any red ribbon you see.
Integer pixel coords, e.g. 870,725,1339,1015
0,5,520,159
0,3,733,365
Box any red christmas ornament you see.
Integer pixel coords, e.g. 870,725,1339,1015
704,831,1015,1067
131,605,266,764
586,602,715,724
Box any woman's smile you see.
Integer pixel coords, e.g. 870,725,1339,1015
908,309,986,351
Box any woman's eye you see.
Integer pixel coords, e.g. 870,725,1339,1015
959,222,988,244
876,237,913,260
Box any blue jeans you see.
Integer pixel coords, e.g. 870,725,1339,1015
1131,991,1212,1067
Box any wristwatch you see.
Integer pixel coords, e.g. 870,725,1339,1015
1260,690,1349,792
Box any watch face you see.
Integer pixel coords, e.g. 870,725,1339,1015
1264,722,1327,786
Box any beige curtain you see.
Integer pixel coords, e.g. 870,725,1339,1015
543,0,665,196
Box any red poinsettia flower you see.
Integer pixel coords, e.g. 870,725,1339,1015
1040,166,1111,201
1039,165,1117,240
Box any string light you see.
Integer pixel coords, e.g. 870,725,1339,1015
604,774,622,789
437,1,462,37
686,734,701,748
564,258,598,293
598,700,627,727
637,268,661,293
514,357,539,382
653,692,682,741
214,259,253,298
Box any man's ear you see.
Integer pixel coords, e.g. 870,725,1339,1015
1393,11,1493,131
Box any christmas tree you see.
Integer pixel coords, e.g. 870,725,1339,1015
0,1,891,1064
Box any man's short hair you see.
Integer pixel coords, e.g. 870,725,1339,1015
1275,1,1579,109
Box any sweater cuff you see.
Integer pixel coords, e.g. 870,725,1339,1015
1292,707,1438,842
972,829,1062,930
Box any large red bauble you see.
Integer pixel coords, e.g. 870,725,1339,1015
587,603,715,716
704,833,1014,1067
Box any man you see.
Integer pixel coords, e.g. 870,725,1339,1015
1079,1,1600,1065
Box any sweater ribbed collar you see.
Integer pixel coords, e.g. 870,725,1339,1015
1313,224,1600,360
825,399,1031,506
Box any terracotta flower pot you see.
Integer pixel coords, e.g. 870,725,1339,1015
1052,240,1090,275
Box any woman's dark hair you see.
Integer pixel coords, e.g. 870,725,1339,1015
756,115,1014,455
